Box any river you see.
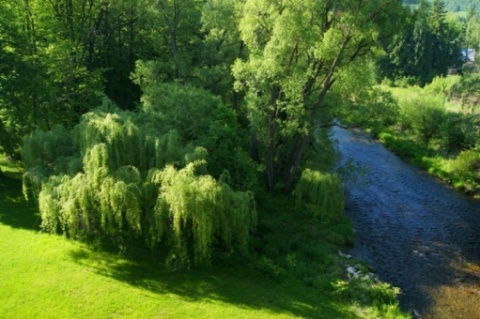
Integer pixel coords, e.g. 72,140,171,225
333,127,480,318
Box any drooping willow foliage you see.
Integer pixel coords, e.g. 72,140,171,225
295,168,344,223
23,87,257,267
151,163,256,267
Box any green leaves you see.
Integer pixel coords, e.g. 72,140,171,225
23,83,257,267
234,0,405,191
295,168,344,223
381,0,462,85
155,162,256,266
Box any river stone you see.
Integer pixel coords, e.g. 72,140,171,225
346,266,357,275
338,250,352,259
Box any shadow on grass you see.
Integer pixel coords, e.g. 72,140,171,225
0,174,40,231
68,246,358,319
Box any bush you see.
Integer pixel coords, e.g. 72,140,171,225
450,149,480,183
439,112,480,152
399,94,447,141
378,131,429,162
394,76,420,88
424,75,460,96
295,169,344,223
451,65,480,109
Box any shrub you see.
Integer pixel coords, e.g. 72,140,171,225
450,149,480,183
295,169,344,223
394,76,420,88
399,94,447,141
424,75,460,96
439,112,480,152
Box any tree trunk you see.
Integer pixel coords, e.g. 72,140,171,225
250,131,260,163
266,86,281,191
282,133,308,193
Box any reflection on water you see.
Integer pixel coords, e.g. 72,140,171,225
332,127,480,317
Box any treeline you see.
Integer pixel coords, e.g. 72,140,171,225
379,0,480,85
404,0,478,13
444,0,478,12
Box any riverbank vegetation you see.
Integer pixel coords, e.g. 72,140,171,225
367,67,480,197
356,0,480,197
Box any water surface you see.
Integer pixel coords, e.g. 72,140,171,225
333,127,480,318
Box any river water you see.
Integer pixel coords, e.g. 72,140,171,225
333,127,480,318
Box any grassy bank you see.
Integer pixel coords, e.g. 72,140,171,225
377,130,453,184
0,157,409,318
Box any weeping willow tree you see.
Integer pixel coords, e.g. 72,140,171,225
23,88,257,267
295,168,344,223
150,162,256,267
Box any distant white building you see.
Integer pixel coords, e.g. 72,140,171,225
461,48,476,62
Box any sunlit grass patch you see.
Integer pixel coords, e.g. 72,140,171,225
0,155,23,176
0,221,370,319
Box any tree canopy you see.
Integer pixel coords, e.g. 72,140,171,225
379,0,463,85
233,0,406,192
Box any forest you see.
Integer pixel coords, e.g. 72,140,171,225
443,0,477,12
1,0,480,317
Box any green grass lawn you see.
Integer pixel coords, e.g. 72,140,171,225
0,157,408,319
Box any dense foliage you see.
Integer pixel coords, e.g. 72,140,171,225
7,0,410,265
444,0,478,12
295,169,344,221
233,0,406,192
23,89,257,267
380,0,463,85
371,70,480,195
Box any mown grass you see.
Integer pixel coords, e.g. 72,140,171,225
0,157,409,319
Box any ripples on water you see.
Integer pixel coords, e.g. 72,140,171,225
332,127,480,318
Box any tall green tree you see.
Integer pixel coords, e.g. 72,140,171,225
380,0,462,85
0,1,48,155
198,0,246,107
377,6,414,81
463,7,480,52
0,0,157,154
413,1,434,83
430,0,450,74
139,0,205,82
232,0,405,192
33,0,149,109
